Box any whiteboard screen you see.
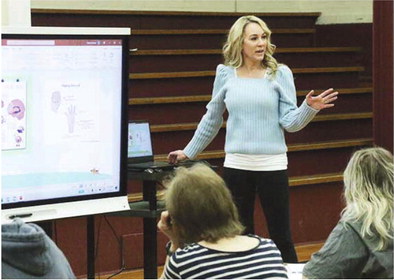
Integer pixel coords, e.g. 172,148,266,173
1,27,130,223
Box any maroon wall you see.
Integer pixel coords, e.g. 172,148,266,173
373,0,393,152
316,23,372,79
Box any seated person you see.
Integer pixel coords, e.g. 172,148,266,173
157,163,288,279
2,218,75,279
303,147,393,279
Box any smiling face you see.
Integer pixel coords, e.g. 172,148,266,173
242,22,267,65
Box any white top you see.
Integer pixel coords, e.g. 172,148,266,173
224,153,288,171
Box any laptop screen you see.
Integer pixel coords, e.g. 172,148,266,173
127,122,153,158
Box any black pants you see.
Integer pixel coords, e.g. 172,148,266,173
223,167,298,263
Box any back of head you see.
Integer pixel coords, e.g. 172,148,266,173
223,15,278,73
2,219,75,279
342,146,394,250
164,163,244,244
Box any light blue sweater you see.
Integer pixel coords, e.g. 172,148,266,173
184,64,319,159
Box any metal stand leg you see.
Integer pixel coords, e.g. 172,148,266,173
87,216,95,279
143,217,158,279
143,180,158,279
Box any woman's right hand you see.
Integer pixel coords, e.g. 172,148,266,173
157,211,174,239
167,150,188,164
157,211,181,251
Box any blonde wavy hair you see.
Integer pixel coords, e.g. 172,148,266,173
341,147,394,250
223,15,279,76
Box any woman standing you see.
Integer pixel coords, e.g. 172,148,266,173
168,15,338,262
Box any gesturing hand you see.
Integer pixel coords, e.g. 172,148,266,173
306,88,339,110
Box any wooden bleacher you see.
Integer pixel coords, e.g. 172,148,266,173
31,9,372,276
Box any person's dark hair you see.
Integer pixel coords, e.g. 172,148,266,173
164,163,244,244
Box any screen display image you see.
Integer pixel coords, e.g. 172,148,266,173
128,122,153,158
1,28,130,222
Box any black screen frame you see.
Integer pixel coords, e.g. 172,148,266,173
1,33,129,210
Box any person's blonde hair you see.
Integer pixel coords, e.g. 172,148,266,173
223,15,279,76
164,163,244,244
341,147,394,250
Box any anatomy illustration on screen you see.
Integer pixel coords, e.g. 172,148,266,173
1,37,124,206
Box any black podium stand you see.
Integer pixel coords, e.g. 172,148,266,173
87,162,214,278
110,170,171,279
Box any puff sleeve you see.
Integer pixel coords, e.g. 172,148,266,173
276,65,319,132
183,64,229,159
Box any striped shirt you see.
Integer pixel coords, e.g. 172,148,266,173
163,235,288,279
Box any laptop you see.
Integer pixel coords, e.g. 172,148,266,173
127,121,176,171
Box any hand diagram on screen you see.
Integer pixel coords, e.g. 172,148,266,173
65,105,76,133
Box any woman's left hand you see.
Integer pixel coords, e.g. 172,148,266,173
306,88,339,110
